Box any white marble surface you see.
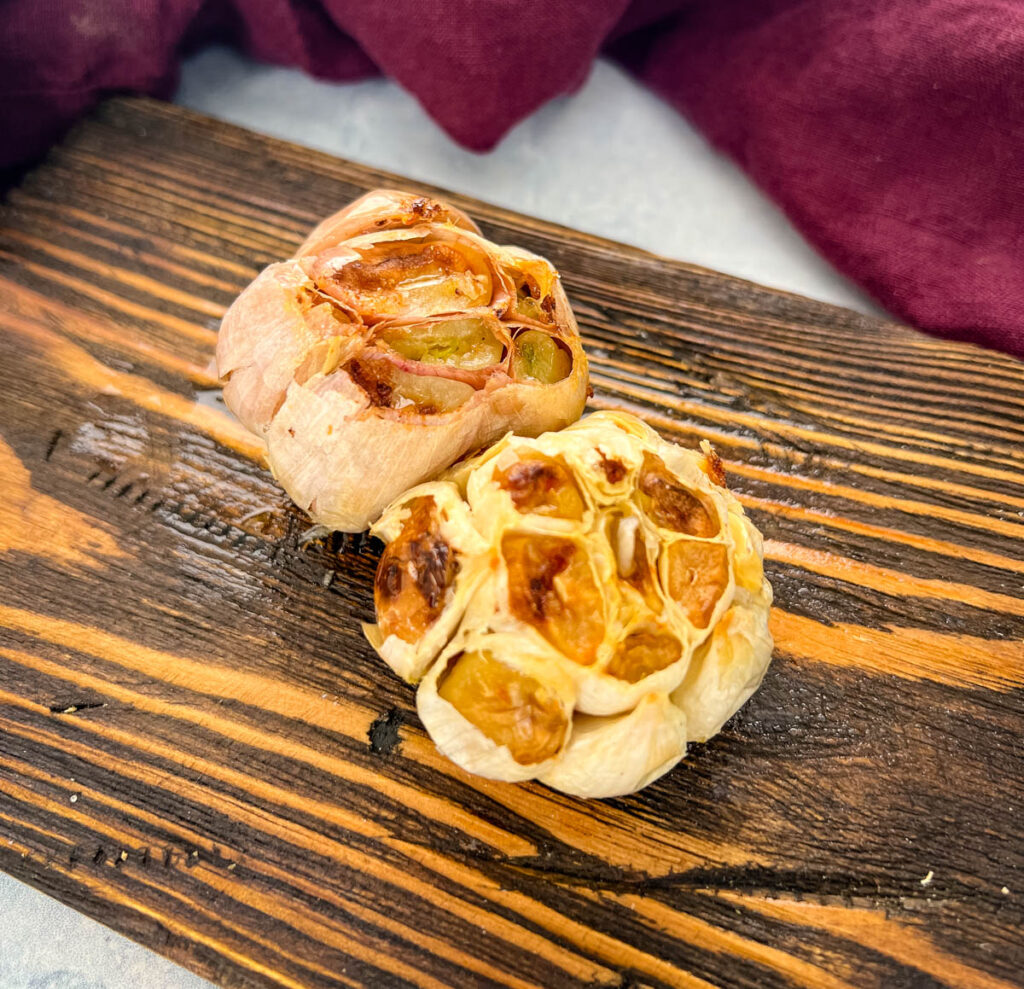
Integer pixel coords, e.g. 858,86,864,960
3,46,880,989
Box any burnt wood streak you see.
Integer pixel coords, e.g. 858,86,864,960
1,97,1022,989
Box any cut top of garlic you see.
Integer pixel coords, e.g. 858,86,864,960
217,189,590,532
365,411,774,797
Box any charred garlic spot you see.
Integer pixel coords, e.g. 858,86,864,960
495,454,585,520
409,197,444,221
636,452,719,537
437,651,567,765
605,627,683,683
347,356,394,407
502,534,604,666
597,450,627,484
346,356,474,414
700,442,728,488
318,239,492,318
511,330,572,384
375,497,459,643
665,540,729,629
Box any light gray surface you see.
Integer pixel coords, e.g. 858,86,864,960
0,872,210,989
4,46,879,989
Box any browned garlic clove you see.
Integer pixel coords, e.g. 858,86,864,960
417,631,576,782
363,482,487,683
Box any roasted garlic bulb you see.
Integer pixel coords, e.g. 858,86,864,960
364,411,773,798
217,189,589,531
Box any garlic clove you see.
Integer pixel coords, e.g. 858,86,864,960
539,693,687,799
500,532,607,668
365,482,486,683
491,452,587,521
496,246,561,325
378,313,507,371
636,451,721,538
661,538,733,631
510,329,573,383
417,631,576,782
573,622,693,718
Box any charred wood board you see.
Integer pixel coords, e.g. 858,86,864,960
0,96,1022,989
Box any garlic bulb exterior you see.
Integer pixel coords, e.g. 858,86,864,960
365,410,774,798
217,189,589,532
538,693,687,799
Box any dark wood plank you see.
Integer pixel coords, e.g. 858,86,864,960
1,96,1022,989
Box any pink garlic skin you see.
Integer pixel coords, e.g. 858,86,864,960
216,189,589,532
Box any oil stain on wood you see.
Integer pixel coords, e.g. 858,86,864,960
0,97,1022,989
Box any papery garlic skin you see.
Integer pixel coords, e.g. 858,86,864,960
216,189,589,532
538,693,688,799
365,410,774,798
671,586,774,743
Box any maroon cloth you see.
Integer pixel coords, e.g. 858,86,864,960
3,1,1022,356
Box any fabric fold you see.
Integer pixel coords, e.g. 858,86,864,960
2,0,1021,355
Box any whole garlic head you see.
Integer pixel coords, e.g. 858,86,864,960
364,411,774,799
216,190,589,532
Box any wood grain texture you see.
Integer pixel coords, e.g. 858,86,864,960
1,96,1022,989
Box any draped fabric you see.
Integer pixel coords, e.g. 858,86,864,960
3,0,1021,354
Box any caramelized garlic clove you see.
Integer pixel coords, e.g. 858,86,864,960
366,483,485,683
539,693,687,799
511,330,573,383
636,451,721,538
493,452,587,521
573,623,691,718
501,533,606,667
374,497,458,644
605,626,683,683
417,633,575,782
663,539,731,630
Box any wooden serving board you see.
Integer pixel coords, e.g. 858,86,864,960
1,97,1022,989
